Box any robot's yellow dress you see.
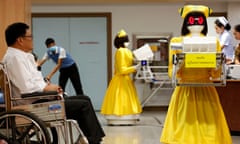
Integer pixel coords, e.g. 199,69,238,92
160,36,232,144
101,47,142,116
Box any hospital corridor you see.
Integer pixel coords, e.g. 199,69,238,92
97,110,240,144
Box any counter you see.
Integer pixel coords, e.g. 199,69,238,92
216,80,240,132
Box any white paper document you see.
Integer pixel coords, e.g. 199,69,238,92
133,44,154,60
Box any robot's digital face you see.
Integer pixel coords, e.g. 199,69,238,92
187,16,204,26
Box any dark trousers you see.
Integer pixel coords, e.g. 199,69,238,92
64,95,105,144
59,63,84,95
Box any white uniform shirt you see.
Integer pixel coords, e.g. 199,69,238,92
220,30,235,60
2,47,47,105
42,46,67,61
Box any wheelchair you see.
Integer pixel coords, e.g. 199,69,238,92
0,63,88,144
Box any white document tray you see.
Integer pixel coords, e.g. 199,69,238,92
183,37,217,53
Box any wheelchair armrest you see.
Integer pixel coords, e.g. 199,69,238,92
21,91,58,98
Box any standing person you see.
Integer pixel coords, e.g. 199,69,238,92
2,22,105,144
215,16,235,64
38,38,84,95
233,24,240,64
160,5,232,144
101,30,142,125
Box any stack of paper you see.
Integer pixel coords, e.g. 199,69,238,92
133,44,154,60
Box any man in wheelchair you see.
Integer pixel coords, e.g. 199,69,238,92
2,22,105,144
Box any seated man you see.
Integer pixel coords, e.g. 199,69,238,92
2,22,105,144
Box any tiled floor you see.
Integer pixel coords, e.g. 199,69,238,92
97,111,240,144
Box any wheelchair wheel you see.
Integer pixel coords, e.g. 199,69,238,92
0,110,51,144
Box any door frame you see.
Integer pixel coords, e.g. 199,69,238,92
31,12,112,83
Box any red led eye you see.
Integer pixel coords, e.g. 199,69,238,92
188,16,195,25
198,16,204,25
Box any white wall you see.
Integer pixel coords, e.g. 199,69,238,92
32,2,229,50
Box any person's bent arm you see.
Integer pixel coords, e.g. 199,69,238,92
220,44,225,50
37,53,48,67
46,58,62,80
43,83,62,92
37,58,47,67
